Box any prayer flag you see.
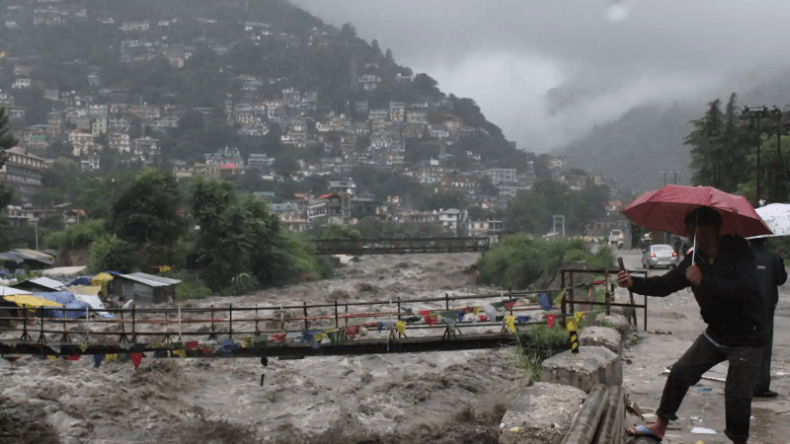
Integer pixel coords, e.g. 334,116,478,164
504,315,516,333
130,352,142,369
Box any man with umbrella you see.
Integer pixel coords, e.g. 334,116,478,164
748,204,790,398
618,189,772,444
749,237,786,398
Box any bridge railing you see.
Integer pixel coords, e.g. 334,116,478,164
0,270,649,358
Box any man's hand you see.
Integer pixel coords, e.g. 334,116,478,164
617,270,632,288
685,264,702,286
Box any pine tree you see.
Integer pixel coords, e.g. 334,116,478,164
685,99,724,187
720,93,746,192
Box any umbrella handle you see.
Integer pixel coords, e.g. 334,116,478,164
692,228,696,266
691,212,698,267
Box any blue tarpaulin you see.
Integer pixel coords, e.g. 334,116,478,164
35,291,90,319
69,278,92,286
0,251,24,264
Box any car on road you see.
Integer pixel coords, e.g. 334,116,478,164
609,229,624,249
642,243,679,269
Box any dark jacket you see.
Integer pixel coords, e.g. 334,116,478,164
751,242,787,319
630,234,765,347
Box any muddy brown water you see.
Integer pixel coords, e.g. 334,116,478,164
0,253,537,443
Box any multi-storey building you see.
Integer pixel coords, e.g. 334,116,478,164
0,147,46,201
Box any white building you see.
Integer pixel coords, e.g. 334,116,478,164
11,79,31,89
484,168,517,184
439,208,468,235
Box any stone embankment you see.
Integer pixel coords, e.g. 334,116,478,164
499,309,635,444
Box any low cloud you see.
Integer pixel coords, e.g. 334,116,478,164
295,0,790,150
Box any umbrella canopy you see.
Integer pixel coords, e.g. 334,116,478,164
3,294,64,309
748,203,790,239
622,185,772,237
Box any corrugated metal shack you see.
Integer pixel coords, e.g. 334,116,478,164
110,272,181,305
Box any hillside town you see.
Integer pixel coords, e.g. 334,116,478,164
0,0,628,249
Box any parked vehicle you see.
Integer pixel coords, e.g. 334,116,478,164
609,229,624,249
642,243,679,269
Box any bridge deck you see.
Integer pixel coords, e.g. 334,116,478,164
0,331,530,359
313,237,491,255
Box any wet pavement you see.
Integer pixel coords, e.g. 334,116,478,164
619,249,789,444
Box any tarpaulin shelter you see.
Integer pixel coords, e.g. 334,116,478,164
110,272,181,305
12,277,66,293
34,291,90,319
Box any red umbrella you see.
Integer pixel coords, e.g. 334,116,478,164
622,185,772,237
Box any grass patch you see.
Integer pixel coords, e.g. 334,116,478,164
514,324,572,382
599,320,618,330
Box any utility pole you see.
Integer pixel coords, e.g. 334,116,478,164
659,171,668,187
774,107,787,203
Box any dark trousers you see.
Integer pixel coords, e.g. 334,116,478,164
755,318,774,393
657,334,763,442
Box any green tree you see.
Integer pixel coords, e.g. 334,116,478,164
0,107,17,245
480,175,498,196
506,190,549,234
686,99,724,187
88,234,138,273
274,154,299,177
568,182,609,233
190,177,296,291
110,169,185,247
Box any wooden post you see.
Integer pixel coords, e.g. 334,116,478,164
445,293,449,311
37,308,45,344
561,270,567,324
119,309,128,343
593,386,624,444
303,302,309,330
209,304,216,340
569,272,575,315
163,308,169,344
559,384,608,444
229,304,233,338
334,301,339,329
131,306,136,343
644,295,648,332
344,304,348,328
397,297,401,321
255,306,260,336
20,305,30,341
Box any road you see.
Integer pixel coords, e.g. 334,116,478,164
618,248,790,444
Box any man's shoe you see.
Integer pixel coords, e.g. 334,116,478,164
754,390,779,398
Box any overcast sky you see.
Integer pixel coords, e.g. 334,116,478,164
294,0,790,152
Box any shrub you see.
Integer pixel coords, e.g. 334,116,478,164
43,219,106,250
87,234,138,273
477,235,615,290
